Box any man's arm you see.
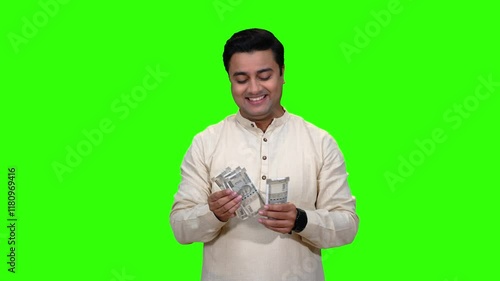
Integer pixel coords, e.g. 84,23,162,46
258,135,359,248
170,136,238,244
297,135,359,248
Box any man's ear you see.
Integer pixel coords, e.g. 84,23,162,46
281,65,285,84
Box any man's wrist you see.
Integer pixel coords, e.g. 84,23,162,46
292,208,308,233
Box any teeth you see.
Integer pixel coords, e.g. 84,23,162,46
249,96,265,102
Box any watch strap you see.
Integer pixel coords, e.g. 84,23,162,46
292,208,308,233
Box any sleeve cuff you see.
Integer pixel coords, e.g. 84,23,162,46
295,209,317,238
199,204,228,231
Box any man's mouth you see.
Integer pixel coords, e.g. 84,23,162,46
247,95,266,103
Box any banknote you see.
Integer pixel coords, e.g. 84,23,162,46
266,177,289,205
212,167,264,220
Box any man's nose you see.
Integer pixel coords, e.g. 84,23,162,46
248,78,262,94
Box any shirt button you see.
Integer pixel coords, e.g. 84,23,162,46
262,156,267,160
251,124,255,127
263,138,268,142
262,175,267,180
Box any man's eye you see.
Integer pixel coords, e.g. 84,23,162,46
259,76,271,81
236,80,247,84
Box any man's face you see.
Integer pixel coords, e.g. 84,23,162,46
228,50,285,123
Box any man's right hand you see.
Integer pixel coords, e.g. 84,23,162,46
208,189,242,222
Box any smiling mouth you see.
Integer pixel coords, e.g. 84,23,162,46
247,95,266,102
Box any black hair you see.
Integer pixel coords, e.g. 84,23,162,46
223,28,284,75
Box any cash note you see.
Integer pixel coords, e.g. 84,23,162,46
212,167,264,220
266,177,289,204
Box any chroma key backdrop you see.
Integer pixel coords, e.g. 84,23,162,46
1,0,499,280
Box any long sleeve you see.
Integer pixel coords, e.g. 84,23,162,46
297,135,359,249
169,112,358,281
169,135,227,244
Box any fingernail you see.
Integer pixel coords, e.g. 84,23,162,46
258,211,263,215
264,205,269,209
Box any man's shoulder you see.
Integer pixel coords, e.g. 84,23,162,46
287,112,331,138
194,114,237,139
286,113,341,153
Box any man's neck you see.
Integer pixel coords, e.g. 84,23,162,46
253,108,285,132
255,120,273,132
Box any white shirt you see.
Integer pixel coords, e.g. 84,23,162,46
170,111,359,281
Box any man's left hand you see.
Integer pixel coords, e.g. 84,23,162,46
258,203,297,234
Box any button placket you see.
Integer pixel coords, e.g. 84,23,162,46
260,134,269,190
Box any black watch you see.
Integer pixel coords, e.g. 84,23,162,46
292,208,308,233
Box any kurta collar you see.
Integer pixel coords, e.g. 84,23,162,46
235,108,290,133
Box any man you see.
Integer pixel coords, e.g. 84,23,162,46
170,28,359,281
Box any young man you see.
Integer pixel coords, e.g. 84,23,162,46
170,28,359,281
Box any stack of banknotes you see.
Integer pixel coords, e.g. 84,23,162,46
265,177,289,205
212,167,289,220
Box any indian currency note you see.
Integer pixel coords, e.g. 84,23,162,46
266,177,289,205
225,167,263,219
212,167,264,220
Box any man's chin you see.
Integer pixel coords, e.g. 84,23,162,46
240,110,270,122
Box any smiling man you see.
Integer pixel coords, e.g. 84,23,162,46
229,49,284,130
170,28,359,281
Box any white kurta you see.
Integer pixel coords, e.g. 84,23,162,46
170,111,359,281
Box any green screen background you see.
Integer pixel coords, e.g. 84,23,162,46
2,0,499,280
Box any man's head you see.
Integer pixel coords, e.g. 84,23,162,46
223,28,286,129
223,28,284,76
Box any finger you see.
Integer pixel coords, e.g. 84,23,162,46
264,203,295,212
259,210,295,221
258,217,294,229
227,200,242,214
221,197,241,214
210,191,238,209
213,195,242,215
214,202,240,222
258,220,293,234
209,189,233,202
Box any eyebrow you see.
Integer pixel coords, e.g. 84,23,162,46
232,68,273,77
